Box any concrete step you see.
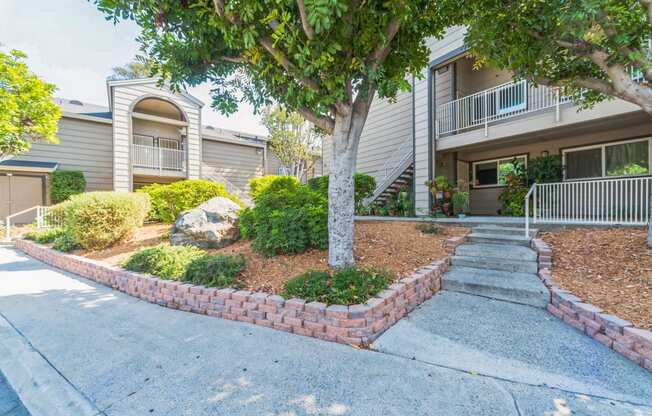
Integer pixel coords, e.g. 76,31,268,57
455,243,537,262
451,255,538,273
467,233,531,247
443,266,549,308
473,225,538,237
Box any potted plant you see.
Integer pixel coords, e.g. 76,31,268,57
452,190,470,218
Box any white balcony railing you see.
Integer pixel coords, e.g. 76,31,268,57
524,176,651,236
132,144,186,172
436,79,572,137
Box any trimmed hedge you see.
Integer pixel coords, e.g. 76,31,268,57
138,179,243,223
23,227,66,244
50,170,86,203
282,267,392,305
183,254,246,288
240,177,327,256
249,175,300,202
52,191,150,250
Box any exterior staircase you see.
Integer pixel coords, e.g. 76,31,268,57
443,225,549,308
372,163,414,205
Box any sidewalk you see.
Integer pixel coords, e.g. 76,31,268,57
0,247,650,416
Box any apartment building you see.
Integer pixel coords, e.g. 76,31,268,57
333,27,652,220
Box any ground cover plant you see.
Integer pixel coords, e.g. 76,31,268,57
23,227,66,244
138,179,242,223
282,267,392,305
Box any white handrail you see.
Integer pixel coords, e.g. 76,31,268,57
132,144,186,172
524,183,536,238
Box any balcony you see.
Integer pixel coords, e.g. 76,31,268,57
436,79,572,138
132,142,186,176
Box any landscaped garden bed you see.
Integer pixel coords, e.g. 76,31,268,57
540,227,651,330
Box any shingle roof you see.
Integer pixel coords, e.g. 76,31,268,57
0,160,59,170
54,98,113,120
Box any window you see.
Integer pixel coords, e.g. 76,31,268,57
472,155,527,187
563,138,651,180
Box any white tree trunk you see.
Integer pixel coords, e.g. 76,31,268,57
327,106,367,269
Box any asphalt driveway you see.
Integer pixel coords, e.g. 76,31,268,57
0,247,650,416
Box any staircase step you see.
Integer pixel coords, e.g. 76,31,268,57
467,233,531,247
455,243,537,262
451,255,538,273
443,266,549,308
473,224,538,236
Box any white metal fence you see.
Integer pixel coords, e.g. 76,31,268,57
524,176,651,236
4,205,63,241
436,79,572,136
132,144,185,172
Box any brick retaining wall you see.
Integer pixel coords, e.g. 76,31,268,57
15,239,450,347
531,238,652,372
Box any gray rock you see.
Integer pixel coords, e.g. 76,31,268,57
170,197,240,248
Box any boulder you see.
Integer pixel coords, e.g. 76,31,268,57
170,197,241,248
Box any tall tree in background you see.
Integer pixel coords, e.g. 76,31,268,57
94,0,457,268
464,0,652,114
262,105,322,181
0,48,60,160
108,57,156,80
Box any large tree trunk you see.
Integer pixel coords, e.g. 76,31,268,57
327,105,368,269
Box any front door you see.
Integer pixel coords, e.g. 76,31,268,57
0,173,46,224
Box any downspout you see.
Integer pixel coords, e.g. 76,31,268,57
411,75,416,216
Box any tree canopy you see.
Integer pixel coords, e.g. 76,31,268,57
108,57,157,80
262,105,322,181
0,48,60,160
463,0,652,114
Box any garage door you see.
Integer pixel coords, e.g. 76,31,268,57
0,173,46,224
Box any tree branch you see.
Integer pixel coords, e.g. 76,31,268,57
258,36,321,92
366,16,402,69
296,0,315,40
296,107,335,134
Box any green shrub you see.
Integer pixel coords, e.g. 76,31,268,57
58,192,150,250
282,267,392,305
50,170,86,203
183,254,246,288
307,173,376,210
527,155,563,184
249,175,300,202
23,227,66,244
138,179,243,223
415,223,443,234
52,231,80,252
240,184,327,256
123,244,205,280
499,160,528,216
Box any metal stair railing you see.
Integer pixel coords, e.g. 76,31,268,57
4,205,63,241
366,137,414,204
201,163,252,205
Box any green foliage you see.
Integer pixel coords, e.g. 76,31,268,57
249,175,300,202
1,48,61,158
56,192,150,250
50,170,86,203
282,267,392,305
23,227,66,244
498,160,528,216
108,57,156,80
51,231,80,252
415,223,443,234
607,163,649,177
262,105,322,181
527,155,563,184
183,254,246,288
307,172,376,211
123,244,205,280
138,179,242,223
451,191,469,215
240,183,327,256
463,0,652,111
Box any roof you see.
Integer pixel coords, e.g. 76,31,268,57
0,160,59,172
106,78,205,108
201,125,267,147
54,98,113,121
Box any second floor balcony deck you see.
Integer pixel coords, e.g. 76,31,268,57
131,135,186,176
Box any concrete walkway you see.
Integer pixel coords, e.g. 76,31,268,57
0,247,651,415
0,372,29,416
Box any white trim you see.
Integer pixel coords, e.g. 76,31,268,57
471,154,527,188
131,111,188,127
61,111,113,124
201,133,267,148
0,165,57,173
562,137,651,180
106,78,205,108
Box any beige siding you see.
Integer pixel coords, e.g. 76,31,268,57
16,117,113,191
455,56,511,97
111,81,202,191
266,152,283,175
414,27,467,215
132,119,182,141
202,139,264,190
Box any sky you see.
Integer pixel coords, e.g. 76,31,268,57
0,0,268,136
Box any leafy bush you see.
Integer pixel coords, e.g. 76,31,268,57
138,179,243,223
55,192,150,250
123,244,205,280
183,254,246,288
240,183,327,256
499,160,528,216
52,231,80,252
415,223,443,234
527,155,563,184
249,175,300,202
282,267,392,305
452,191,469,215
23,227,66,244
307,173,376,210
50,170,86,203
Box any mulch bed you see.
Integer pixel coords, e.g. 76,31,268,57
540,227,652,330
78,222,467,294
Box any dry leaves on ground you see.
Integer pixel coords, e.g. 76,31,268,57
541,228,652,330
